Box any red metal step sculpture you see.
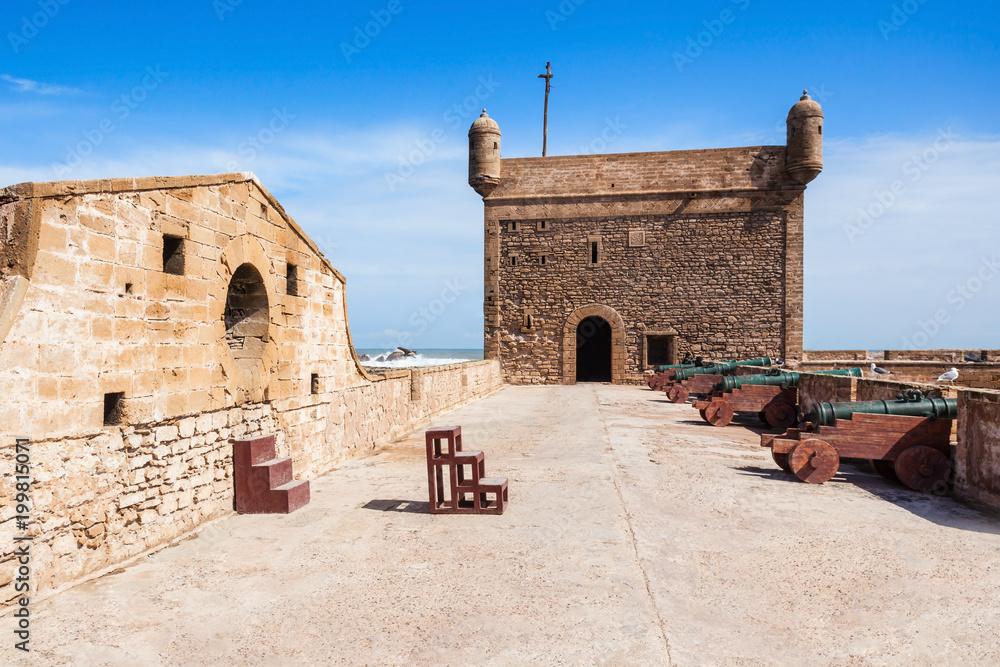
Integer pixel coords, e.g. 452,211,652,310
233,434,311,514
426,426,507,515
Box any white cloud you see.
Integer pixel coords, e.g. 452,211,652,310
805,132,1000,350
1,74,80,96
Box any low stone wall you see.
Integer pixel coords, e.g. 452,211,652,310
803,350,870,361
0,402,275,607
805,349,999,363
883,349,998,362
955,389,1000,511
0,359,501,607
797,360,1000,390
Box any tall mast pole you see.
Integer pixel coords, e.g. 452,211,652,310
538,62,553,157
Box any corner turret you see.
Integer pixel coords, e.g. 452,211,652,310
785,90,824,185
468,110,501,197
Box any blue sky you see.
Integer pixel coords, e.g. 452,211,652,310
2,0,998,351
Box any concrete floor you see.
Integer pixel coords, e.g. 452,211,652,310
11,385,1000,666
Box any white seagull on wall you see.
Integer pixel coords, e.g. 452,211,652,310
871,363,892,377
937,367,959,383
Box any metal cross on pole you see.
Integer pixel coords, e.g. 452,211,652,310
538,62,553,157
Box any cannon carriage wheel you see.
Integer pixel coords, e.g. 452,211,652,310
667,385,690,404
894,446,951,493
764,402,797,430
787,439,840,484
703,399,734,427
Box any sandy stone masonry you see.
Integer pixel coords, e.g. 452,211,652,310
469,92,823,385
0,173,501,607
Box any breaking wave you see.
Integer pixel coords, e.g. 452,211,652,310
357,349,482,368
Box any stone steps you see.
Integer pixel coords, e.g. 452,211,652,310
233,434,311,514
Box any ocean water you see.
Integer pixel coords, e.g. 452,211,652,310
356,348,484,368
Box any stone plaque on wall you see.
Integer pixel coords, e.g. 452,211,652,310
628,230,646,247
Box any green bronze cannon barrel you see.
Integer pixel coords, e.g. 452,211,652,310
804,397,958,428
715,368,863,393
673,357,772,382
653,362,697,372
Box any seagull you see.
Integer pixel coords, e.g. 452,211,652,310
937,367,959,383
775,360,785,367
871,363,893,377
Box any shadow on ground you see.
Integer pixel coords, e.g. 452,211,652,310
362,499,430,514
734,461,1000,535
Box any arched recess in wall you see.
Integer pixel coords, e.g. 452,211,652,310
211,235,283,406
562,304,626,385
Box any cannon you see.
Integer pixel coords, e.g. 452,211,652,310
761,390,956,492
646,362,698,391
803,394,956,428
654,362,697,373
665,357,773,403
694,368,864,428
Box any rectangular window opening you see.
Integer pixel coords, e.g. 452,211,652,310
540,256,547,266
162,235,185,275
104,392,125,426
510,256,517,267
286,263,299,296
311,373,320,395
590,241,599,264
539,220,547,230
510,221,518,232
646,336,676,366
124,283,133,294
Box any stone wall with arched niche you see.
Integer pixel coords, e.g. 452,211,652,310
210,234,283,405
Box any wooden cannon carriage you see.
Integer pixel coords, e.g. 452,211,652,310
696,384,798,428
693,369,863,429
647,362,697,391
662,357,773,403
761,391,955,493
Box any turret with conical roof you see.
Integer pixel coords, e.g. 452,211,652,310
468,110,502,197
785,90,824,185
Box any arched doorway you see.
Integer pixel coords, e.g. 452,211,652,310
562,304,626,385
576,316,612,382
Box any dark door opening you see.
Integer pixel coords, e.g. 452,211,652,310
576,316,612,382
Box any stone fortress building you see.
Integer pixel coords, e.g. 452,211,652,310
469,91,825,385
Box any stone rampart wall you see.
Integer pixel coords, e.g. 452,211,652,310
0,360,501,607
955,389,1000,511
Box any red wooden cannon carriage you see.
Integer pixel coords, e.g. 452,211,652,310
665,373,724,404
761,393,955,493
695,385,798,429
